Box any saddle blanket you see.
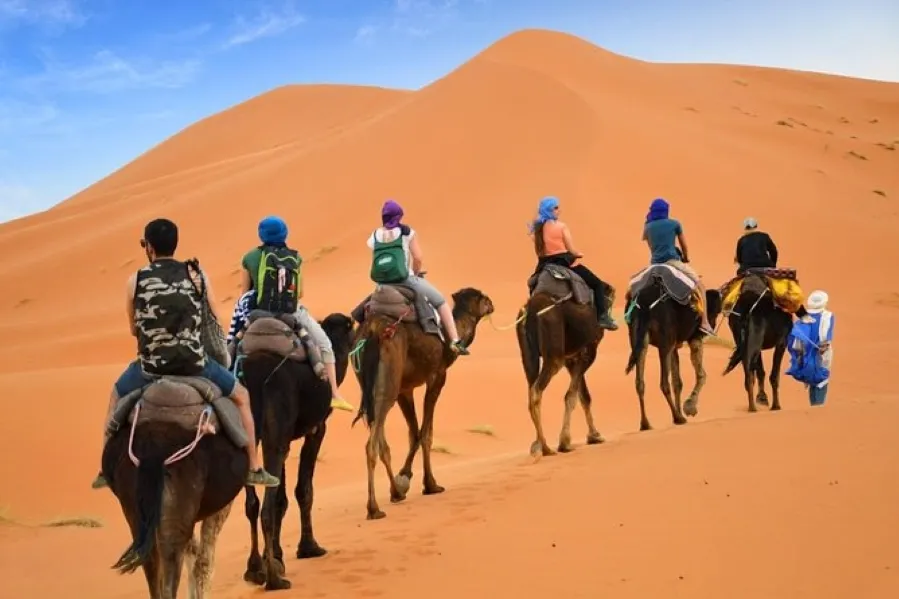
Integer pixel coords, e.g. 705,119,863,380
627,264,696,305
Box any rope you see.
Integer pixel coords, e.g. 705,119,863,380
484,295,568,332
127,403,216,467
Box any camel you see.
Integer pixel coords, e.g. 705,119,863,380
720,269,798,412
102,381,249,599
237,312,355,591
624,265,722,431
516,264,613,457
350,286,494,520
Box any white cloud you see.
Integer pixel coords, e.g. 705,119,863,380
0,0,85,27
0,181,45,223
0,98,59,131
354,24,377,44
224,2,305,48
390,0,463,38
19,49,201,94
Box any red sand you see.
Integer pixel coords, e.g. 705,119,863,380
1,28,898,598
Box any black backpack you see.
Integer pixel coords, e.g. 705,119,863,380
253,245,301,315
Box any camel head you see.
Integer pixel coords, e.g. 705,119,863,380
451,287,495,321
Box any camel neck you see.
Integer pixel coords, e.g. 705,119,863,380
455,313,480,346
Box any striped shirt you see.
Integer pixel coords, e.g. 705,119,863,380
227,290,256,342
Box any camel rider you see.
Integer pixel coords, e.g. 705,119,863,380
641,198,715,336
528,196,618,331
91,218,280,490
734,217,779,274
368,199,470,355
239,216,355,413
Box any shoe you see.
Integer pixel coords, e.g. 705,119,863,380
598,313,619,331
330,396,355,412
450,340,470,356
91,471,108,490
246,468,280,487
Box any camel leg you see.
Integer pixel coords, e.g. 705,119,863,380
366,359,400,520
393,390,420,500
635,337,651,431
260,444,291,590
296,422,328,559
558,360,585,452
670,349,687,424
577,369,604,445
122,506,161,598
754,354,769,405
270,468,289,574
242,486,265,585
420,371,448,495
769,343,786,411
683,339,706,417
186,502,233,599
658,347,682,425
528,359,563,457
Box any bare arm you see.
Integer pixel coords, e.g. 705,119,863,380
126,273,137,337
409,234,424,274
239,269,252,295
676,232,690,262
202,272,222,322
561,223,582,257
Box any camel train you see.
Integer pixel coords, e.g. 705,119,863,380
99,202,820,596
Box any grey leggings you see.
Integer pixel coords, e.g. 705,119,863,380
402,275,446,308
293,305,335,364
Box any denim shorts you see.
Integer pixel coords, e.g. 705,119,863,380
114,359,238,398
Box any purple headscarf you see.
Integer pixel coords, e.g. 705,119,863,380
381,199,404,229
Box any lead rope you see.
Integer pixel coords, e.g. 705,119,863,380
485,294,569,332
126,403,216,467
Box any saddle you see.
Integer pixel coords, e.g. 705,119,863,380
720,267,804,314
627,264,698,306
527,264,594,306
109,375,249,449
352,284,443,339
239,310,309,362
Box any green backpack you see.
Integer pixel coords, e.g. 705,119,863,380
370,230,409,284
254,245,301,315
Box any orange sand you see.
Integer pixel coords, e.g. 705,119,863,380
1,29,898,598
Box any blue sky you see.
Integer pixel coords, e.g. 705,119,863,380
1,0,898,223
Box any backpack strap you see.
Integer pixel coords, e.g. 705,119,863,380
185,257,206,298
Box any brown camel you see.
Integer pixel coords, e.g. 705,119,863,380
350,286,494,520
102,378,250,599
623,267,722,430
515,265,614,457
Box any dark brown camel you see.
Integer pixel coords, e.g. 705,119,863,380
103,416,248,599
514,278,613,457
351,287,494,520
721,270,796,412
624,275,722,430
238,313,355,591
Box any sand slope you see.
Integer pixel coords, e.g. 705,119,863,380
1,28,898,598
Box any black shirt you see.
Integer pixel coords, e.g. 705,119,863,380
735,231,778,270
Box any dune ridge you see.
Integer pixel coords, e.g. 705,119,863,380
1,27,898,598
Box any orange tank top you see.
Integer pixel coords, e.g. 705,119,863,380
541,221,580,267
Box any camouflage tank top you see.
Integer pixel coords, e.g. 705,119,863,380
133,258,206,376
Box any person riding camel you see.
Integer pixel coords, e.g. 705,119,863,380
367,199,470,355
734,217,779,274
238,216,355,413
91,218,280,490
528,196,618,331
641,198,715,336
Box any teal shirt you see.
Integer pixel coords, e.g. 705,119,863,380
643,218,683,264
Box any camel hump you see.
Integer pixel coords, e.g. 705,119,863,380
239,316,308,362
723,267,804,314
531,264,594,305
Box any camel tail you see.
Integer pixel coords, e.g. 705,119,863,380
352,332,381,429
111,455,166,575
625,297,650,374
521,304,541,385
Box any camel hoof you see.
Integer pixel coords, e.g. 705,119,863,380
367,510,387,520
265,577,292,591
423,484,445,495
529,441,543,458
756,396,769,405
673,415,687,425
748,405,758,413
394,474,411,496
243,570,266,586
297,543,327,559
557,444,574,453
586,433,605,445
274,558,285,576
683,400,697,417
639,422,652,431
770,404,782,411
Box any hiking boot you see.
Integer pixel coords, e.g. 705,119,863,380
331,395,355,412
246,468,280,487
91,471,108,489
450,340,470,356
598,312,619,331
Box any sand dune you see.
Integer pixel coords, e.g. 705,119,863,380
1,28,898,598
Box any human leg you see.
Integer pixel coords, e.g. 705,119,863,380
293,306,354,412
202,361,280,487
809,383,828,406
408,276,469,355
570,263,618,331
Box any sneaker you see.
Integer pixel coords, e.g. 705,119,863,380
91,471,108,490
330,396,355,412
246,468,280,487
598,313,619,331
450,340,470,356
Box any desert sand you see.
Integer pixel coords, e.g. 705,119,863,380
1,28,898,598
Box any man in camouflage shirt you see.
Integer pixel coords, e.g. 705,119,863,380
92,218,279,489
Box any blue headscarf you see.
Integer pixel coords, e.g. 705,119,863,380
645,198,669,223
258,215,288,245
528,196,559,233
